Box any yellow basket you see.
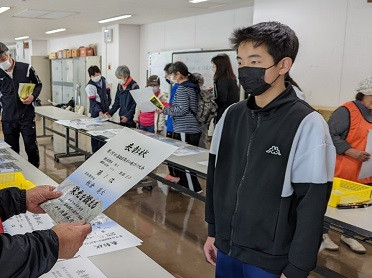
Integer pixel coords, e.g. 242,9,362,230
328,177,372,207
0,172,35,190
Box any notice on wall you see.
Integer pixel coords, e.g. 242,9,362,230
41,128,178,224
40,258,107,278
359,129,372,179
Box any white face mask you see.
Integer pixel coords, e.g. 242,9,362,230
152,86,159,93
91,75,101,83
0,57,11,71
118,79,125,85
169,74,177,84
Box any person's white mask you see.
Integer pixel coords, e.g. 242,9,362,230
152,86,159,93
91,75,101,83
118,79,125,85
0,57,11,71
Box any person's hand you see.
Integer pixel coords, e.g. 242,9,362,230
105,112,112,118
207,86,213,92
99,111,104,117
22,95,34,105
133,118,139,124
157,109,164,115
345,148,370,162
26,185,62,214
203,236,217,266
52,222,92,259
120,116,128,123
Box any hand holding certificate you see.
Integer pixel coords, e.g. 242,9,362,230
41,128,178,224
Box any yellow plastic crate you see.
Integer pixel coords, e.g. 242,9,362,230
0,172,35,190
328,177,372,208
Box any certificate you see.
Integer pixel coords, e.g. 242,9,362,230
41,128,178,223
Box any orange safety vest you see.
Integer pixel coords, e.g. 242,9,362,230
335,101,372,184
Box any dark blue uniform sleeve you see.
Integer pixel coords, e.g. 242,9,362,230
0,230,59,278
29,66,42,99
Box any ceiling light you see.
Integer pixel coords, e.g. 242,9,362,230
98,14,132,24
15,36,29,41
189,0,209,3
0,7,10,14
46,28,67,34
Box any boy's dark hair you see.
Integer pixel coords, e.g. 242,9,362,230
169,61,198,85
285,73,302,91
230,21,299,64
355,92,365,101
88,66,101,77
211,54,236,81
164,63,172,73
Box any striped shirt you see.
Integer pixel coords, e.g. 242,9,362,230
163,82,201,134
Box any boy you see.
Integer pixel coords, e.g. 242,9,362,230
204,22,336,278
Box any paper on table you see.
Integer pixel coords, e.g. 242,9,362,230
87,129,122,139
0,140,11,149
41,128,178,224
3,212,54,234
359,129,372,179
130,87,157,112
197,161,209,166
76,214,142,258
18,83,35,100
3,212,142,258
0,162,21,173
40,258,107,278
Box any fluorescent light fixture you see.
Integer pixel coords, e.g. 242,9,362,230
0,7,10,14
46,28,67,34
15,36,29,41
98,14,132,24
189,0,208,3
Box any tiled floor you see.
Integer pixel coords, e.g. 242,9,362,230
10,118,372,278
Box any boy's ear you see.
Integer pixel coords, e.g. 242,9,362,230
278,57,293,75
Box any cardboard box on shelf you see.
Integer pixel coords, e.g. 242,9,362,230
66,49,72,58
49,53,57,59
80,47,94,57
72,49,80,57
57,50,63,59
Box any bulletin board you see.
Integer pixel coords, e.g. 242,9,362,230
172,49,238,88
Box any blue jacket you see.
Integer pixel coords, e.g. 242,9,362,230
108,79,138,126
166,83,179,133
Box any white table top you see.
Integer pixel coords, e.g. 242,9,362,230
35,106,85,121
8,148,173,278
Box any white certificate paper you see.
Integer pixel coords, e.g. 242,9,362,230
130,87,157,112
40,258,107,278
41,128,178,223
359,129,372,179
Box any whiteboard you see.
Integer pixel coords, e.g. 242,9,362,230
172,49,239,88
148,51,173,97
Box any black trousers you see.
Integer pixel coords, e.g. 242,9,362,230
2,120,40,167
173,132,202,192
91,138,106,153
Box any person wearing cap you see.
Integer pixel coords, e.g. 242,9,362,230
106,65,138,128
0,42,42,167
323,77,372,254
134,75,166,133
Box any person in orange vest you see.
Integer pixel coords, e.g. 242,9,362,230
323,77,372,254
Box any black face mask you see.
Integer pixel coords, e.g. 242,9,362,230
238,64,277,96
165,78,171,84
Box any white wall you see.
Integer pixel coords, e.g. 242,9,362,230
139,6,254,87
253,0,372,107
47,32,102,57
